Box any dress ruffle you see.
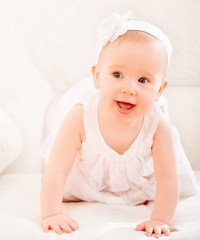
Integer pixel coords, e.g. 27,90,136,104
75,90,160,203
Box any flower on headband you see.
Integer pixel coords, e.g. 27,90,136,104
96,11,172,65
97,11,132,48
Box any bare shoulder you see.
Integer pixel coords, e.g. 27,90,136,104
47,104,85,173
59,104,85,143
65,104,83,121
154,112,173,142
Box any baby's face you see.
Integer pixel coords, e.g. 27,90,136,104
93,33,168,123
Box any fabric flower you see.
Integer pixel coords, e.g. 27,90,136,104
97,11,132,47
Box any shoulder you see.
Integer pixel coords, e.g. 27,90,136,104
47,104,84,172
59,104,85,143
62,104,83,126
153,112,173,142
152,112,176,162
67,103,83,119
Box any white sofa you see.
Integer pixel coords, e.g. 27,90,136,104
0,1,200,239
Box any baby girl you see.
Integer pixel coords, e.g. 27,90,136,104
40,11,197,238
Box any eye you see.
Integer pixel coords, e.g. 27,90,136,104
112,72,123,79
138,77,149,84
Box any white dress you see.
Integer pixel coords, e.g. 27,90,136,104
41,78,198,205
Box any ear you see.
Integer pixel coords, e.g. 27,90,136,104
92,64,100,89
156,79,168,101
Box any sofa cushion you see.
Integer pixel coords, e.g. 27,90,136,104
0,108,23,174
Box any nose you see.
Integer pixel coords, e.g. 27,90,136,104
121,79,137,96
121,88,136,96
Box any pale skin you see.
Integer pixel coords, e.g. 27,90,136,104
41,31,180,238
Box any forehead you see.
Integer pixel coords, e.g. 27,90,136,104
98,31,168,74
118,30,160,44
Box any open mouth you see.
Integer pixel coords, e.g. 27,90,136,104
116,101,135,114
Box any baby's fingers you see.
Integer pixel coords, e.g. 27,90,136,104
51,223,63,234
68,219,79,231
169,227,179,232
162,227,170,236
59,223,73,233
135,222,145,231
146,227,153,237
42,223,50,232
154,226,162,238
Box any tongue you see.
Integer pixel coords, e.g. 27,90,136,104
118,101,133,110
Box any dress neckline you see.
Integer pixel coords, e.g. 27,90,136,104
94,94,146,158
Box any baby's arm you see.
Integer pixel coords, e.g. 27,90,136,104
41,104,84,234
136,113,180,238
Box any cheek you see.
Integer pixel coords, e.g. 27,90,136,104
98,87,111,103
98,85,117,109
100,79,117,94
139,89,158,109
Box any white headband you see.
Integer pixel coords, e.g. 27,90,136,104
96,11,172,65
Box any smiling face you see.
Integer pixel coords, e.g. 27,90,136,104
92,31,168,124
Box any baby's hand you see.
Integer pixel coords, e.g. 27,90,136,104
135,219,178,238
42,213,79,234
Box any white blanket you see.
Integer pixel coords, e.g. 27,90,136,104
0,172,199,240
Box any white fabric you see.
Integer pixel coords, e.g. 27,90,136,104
0,172,199,240
96,11,172,65
41,78,197,205
0,108,23,174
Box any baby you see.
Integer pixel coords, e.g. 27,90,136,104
40,11,197,238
